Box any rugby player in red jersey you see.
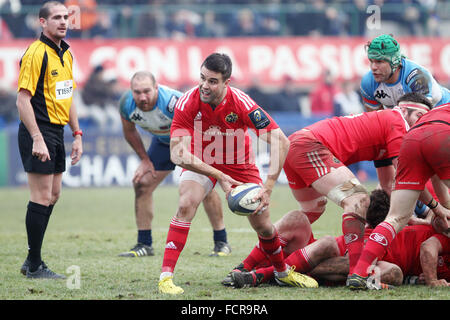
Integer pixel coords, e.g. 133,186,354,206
282,92,432,277
157,53,317,294
348,103,450,289
225,189,450,289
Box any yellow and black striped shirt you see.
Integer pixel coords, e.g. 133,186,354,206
17,33,76,126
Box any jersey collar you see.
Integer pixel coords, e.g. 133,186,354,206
39,32,70,64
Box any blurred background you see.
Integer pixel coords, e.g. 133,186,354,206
1,0,450,187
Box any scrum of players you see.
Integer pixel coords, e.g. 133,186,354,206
220,34,450,292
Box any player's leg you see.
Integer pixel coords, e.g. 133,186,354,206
289,187,328,224
119,170,170,257
247,209,318,288
202,189,231,256
159,172,211,294
23,173,64,279
222,209,311,286
312,166,370,275
349,189,419,289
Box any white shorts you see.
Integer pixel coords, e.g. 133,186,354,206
179,170,215,197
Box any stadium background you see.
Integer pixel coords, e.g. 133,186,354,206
1,0,450,188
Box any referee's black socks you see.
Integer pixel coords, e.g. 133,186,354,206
25,201,52,272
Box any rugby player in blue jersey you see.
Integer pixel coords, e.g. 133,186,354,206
360,34,450,111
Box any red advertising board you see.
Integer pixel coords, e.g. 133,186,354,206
1,37,450,89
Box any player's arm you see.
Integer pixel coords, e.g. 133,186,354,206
420,236,449,287
374,157,397,196
68,99,83,166
120,116,155,182
16,88,50,162
431,175,450,209
169,135,242,194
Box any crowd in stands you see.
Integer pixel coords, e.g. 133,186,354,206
1,0,448,40
0,0,447,136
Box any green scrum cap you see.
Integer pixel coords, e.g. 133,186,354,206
367,34,404,72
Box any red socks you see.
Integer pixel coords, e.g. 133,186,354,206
161,217,191,273
342,212,365,274
258,230,286,273
285,247,313,273
353,221,396,277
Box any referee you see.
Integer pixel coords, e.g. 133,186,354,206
17,1,83,279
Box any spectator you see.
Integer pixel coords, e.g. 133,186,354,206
227,8,261,37
271,76,303,112
333,80,364,117
0,85,19,124
81,65,123,131
309,69,339,117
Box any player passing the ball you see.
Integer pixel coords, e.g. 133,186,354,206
158,53,317,294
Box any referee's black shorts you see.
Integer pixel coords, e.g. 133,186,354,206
18,121,66,174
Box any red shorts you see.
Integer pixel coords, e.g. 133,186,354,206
284,130,345,189
395,123,450,191
181,163,262,188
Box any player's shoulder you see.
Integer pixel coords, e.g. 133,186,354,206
158,84,182,98
21,39,46,63
175,86,199,111
360,71,378,96
119,90,135,117
228,86,257,112
401,58,433,82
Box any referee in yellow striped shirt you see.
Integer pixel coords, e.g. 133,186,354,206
17,1,83,279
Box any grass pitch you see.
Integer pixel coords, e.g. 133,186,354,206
0,185,448,302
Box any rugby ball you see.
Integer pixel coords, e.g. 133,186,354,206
227,183,262,216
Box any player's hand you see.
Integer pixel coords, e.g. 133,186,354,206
71,135,83,165
133,158,155,184
218,173,242,197
432,205,450,229
427,279,449,287
32,134,51,162
251,185,271,215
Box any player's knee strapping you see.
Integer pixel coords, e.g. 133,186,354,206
327,178,368,206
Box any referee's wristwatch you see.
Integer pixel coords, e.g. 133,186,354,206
73,130,83,137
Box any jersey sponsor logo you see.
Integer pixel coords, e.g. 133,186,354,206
225,112,238,123
397,181,420,185
374,90,390,99
167,95,178,113
369,233,388,246
405,68,420,85
344,233,359,244
55,80,73,100
130,113,144,121
248,108,270,129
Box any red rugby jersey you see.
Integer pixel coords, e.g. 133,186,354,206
383,225,450,278
306,108,409,165
171,85,279,172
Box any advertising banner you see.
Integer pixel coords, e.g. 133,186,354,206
2,37,450,89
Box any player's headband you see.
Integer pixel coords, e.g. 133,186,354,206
398,102,431,113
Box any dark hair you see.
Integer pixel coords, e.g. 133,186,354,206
397,92,433,110
366,189,390,228
201,53,232,81
39,1,64,19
